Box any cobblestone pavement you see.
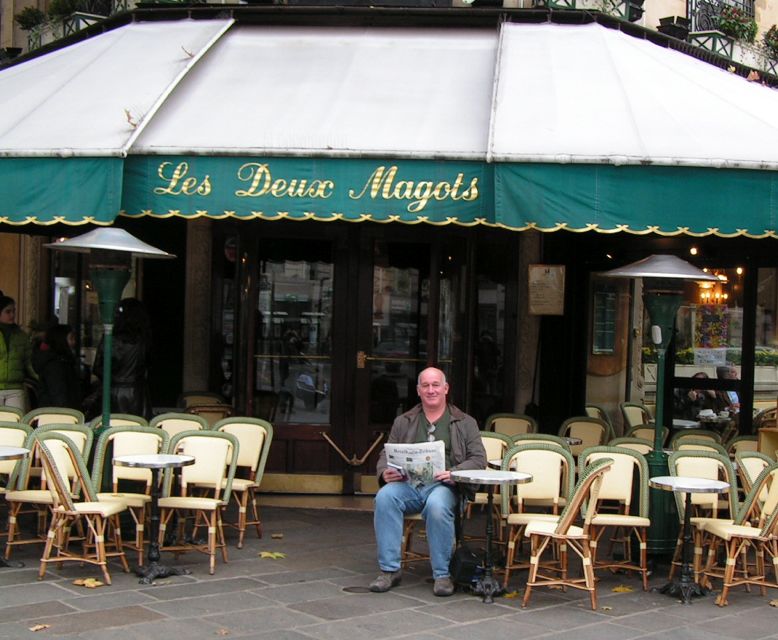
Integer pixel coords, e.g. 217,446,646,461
0,503,777,639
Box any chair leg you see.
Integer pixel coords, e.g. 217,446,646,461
583,545,597,611
247,485,263,540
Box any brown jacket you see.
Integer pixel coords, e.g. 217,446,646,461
376,403,486,484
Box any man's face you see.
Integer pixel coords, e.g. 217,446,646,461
417,369,448,412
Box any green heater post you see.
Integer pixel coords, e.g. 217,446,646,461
90,267,131,436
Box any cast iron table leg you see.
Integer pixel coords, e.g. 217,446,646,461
472,486,503,603
135,467,190,584
656,492,708,604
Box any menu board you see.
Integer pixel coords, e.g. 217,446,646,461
529,264,565,316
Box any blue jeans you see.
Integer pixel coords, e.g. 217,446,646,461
374,481,458,579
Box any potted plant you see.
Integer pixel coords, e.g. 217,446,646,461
717,6,758,43
763,25,778,75
13,6,46,31
717,6,763,69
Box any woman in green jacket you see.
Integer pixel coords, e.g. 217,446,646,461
0,295,34,413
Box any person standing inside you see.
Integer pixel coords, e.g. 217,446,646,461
94,298,152,419
0,295,35,413
370,366,486,597
32,324,82,410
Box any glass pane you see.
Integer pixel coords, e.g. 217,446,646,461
642,267,745,423
471,245,508,426
254,240,333,424
755,268,778,415
369,241,426,424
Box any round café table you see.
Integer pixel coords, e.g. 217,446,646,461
649,475,729,605
113,453,194,584
0,446,29,568
450,469,532,603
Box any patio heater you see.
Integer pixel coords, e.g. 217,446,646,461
603,254,716,556
46,229,174,434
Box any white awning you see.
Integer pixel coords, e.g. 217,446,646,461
489,22,778,170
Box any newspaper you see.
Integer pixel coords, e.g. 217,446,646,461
384,441,445,487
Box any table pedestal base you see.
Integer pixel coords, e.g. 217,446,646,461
655,577,708,604
472,570,503,604
135,561,191,585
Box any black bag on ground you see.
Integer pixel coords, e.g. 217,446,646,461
449,544,482,589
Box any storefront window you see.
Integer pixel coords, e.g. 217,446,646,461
754,268,778,414
642,266,745,424
254,239,333,424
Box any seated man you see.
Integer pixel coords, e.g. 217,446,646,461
370,366,486,597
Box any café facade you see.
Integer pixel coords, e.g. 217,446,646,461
2,6,778,493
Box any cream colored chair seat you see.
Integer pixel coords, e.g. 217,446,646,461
522,458,614,611
158,430,238,575
36,432,129,585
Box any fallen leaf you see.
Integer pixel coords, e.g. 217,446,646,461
728,65,737,73
29,624,50,632
612,584,633,593
769,599,778,607
83,578,104,589
601,606,612,611
502,590,521,599
216,629,230,636
271,533,283,539
259,551,287,559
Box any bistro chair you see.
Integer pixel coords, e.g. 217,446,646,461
727,435,759,457
702,462,778,606
464,432,514,540
35,431,129,585
501,442,575,587
625,424,669,447
672,438,728,458
579,445,651,590
0,407,23,423
585,404,616,440
669,429,722,448
186,404,233,428
735,451,772,501
91,425,170,566
5,423,94,559
158,430,238,574
0,422,33,501
607,436,652,455
401,513,428,566
620,402,652,431
521,457,614,610
213,417,273,548
23,407,84,428
511,433,572,452
558,416,608,457
177,391,227,409
667,450,738,583
150,412,208,440
89,413,148,431
485,413,538,438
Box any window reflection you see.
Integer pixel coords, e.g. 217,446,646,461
254,240,333,424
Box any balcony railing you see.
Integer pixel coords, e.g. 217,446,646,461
687,0,754,33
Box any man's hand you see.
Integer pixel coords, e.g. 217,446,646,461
434,469,453,485
382,467,406,483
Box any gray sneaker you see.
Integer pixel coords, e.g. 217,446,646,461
433,576,454,597
369,570,402,593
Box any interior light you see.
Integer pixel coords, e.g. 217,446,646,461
689,247,698,256
736,267,744,275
